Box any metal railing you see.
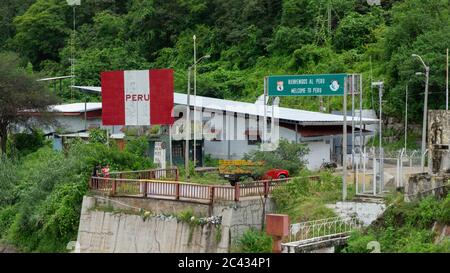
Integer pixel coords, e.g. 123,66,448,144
351,147,422,195
89,175,295,203
109,167,179,181
288,216,360,243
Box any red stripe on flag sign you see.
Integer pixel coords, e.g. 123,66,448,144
101,71,125,125
150,69,174,125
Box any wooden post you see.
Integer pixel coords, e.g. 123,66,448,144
210,186,215,204
143,182,148,198
175,168,179,181
264,181,269,198
234,183,240,201
176,183,180,200
111,178,116,196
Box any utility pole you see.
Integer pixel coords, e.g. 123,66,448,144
67,0,80,99
372,81,384,194
327,0,332,39
342,77,348,201
185,68,192,180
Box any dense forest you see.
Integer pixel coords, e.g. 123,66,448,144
1,0,450,122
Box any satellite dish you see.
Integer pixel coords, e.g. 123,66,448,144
67,0,81,6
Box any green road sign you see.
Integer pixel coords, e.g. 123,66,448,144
267,74,347,96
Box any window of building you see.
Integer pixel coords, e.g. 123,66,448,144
172,144,183,158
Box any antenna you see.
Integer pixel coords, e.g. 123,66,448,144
327,0,331,38
67,1,80,100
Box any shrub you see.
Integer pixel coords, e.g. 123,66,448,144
243,139,309,177
125,136,149,157
0,141,153,252
343,196,450,253
10,130,47,156
88,128,107,144
235,229,272,253
271,170,341,222
340,231,377,253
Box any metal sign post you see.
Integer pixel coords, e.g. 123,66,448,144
264,77,267,146
266,73,348,200
343,78,348,201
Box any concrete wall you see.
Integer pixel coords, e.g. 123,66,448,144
77,196,227,253
326,201,386,226
76,195,276,253
96,196,211,216
405,173,448,202
304,141,331,170
213,198,276,246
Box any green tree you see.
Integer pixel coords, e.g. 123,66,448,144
11,0,70,69
0,52,58,154
243,139,309,176
0,0,35,50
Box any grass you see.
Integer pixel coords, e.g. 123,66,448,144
272,170,355,223
340,195,450,253
179,172,231,185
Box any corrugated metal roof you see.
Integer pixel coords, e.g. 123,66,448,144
49,103,102,113
71,86,378,125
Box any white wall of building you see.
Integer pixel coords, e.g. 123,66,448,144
204,124,331,171
53,116,102,133
303,140,331,170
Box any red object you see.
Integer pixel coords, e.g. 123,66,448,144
101,71,125,125
149,69,174,125
101,167,110,178
263,169,289,180
266,214,290,237
101,69,174,126
266,214,290,253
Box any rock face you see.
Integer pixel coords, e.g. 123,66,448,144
432,222,450,244
0,244,18,253
326,201,386,226
76,196,275,253
405,173,448,202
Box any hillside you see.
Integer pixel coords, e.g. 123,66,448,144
1,0,449,122
341,195,450,253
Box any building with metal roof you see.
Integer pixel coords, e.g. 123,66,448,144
67,86,377,170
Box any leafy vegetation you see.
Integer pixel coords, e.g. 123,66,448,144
341,195,450,253
8,129,49,157
244,139,309,177
272,170,354,222
234,228,272,253
0,141,153,252
0,51,58,154
1,0,449,124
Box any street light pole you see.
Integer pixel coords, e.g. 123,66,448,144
412,54,430,172
185,55,210,180
405,84,408,151
185,67,192,180
372,81,384,194
193,35,197,168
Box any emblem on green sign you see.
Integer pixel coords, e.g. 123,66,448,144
267,74,347,96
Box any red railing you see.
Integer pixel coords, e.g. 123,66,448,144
89,174,320,203
109,167,179,181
